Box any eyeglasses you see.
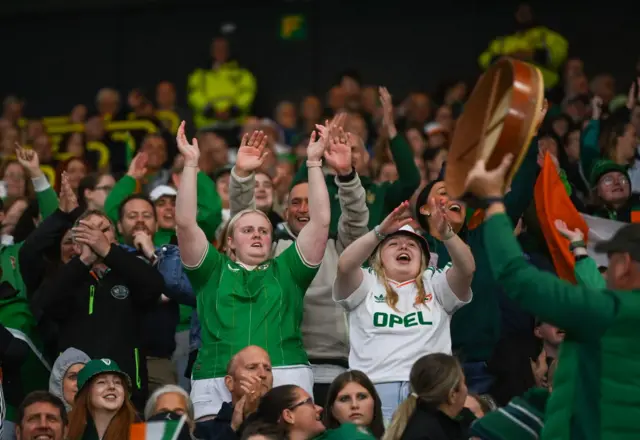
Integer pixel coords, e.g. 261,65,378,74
288,397,314,411
95,185,113,192
601,176,628,186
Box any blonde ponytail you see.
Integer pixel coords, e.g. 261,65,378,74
382,394,418,440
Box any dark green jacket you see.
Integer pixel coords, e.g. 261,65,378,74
431,140,539,361
485,213,640,440
292,135,420,235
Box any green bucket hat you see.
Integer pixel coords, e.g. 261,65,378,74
589,160,630,188
76,358,132,397
469,388,549,440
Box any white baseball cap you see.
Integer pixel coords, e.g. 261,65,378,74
149,185,177,202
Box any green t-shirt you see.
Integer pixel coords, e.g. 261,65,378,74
186,242,319,379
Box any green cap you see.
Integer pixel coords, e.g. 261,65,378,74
76,358,132,396
589,160,629,188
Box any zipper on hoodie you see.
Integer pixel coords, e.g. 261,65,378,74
134,348,141,389
89,285,95,315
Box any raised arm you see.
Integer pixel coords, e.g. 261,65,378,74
16,145,59,217
174,121,208,267
465,156,616,339
426,197,475,300
335,201,413,299
294,130,332,265
104,152,147,226
555,219,606,289
229,131,269,217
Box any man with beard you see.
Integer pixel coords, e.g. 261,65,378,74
116,194,183,394
15,391,67,440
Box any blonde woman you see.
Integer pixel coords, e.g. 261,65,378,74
333,200,474,422
175,122,333,422
383,353,468,440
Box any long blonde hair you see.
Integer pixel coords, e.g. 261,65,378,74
369,240,429,313
383,354,463,440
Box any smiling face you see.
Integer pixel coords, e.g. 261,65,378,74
228,211,272,266
286,183,310,235
254,173,274,212
597,171,630,205
419,181,466,237
379,234,423,281
330,381,375,428
89,373,125,412
154,195,176,230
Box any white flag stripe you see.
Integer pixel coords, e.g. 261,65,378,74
582,214,626,268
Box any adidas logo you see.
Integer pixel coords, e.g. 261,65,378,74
374,294,385,303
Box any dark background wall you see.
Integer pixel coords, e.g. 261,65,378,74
0,0,635,118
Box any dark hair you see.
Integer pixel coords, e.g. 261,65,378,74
422,146,445,163
239,385,299,436
12,198,40,243
77,172,111,210
55,156,90,193
18,391,68,426
337,69,362,86
323,371,385,439
240,421,287,440
118,194,157,221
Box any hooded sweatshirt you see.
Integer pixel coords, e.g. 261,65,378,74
48,347,91,411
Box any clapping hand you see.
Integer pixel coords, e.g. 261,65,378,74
554,219,584,243
230,375,263,431
378,201,413,235
235,130,269,176
323,128,352,176
176,121,200,167
127,152,148,180
428,197,454,240
59,172,79,213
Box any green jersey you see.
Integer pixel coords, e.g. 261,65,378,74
186,242,319,379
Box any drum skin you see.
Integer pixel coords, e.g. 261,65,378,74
445,57,544,199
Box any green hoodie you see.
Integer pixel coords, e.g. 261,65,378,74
104,173,222,331
484,213,640,440
1,183,59,422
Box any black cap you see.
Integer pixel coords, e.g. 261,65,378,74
594,224,640,261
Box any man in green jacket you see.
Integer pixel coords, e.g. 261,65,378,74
292,88,421,235
466,153,640,440
1,148,60,429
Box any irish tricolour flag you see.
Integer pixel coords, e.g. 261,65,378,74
130,415,187,440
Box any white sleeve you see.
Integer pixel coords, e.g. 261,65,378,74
425,263,472,315
333,268,375,311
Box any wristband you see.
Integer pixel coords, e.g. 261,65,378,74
569,240,586,251
374,225,387,241
307,160,322,168
337,168,356,182
481,196,504,208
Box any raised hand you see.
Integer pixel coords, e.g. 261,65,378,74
324,129,352,176
379,86,397,138
306,130,327,162
127,152,148,180
378,201,413,235
15,143,43,178
59,172,79,213
554,219,584,243
626,78,640,110
428,197,454,240
235,130,269,176
591,95,603,120
464,154,513,199
176,120,200,167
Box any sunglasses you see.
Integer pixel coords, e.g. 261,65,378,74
288,397,314,411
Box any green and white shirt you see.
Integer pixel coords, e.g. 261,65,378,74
185,242,320,379
333,263,471,383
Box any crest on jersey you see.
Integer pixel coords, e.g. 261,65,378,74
258,263,270,271
9,257,15,270
111,285,129,300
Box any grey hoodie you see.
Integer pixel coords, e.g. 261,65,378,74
48,347,91,410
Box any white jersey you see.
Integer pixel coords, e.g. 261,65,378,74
333,263,471,383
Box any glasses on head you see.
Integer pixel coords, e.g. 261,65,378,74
601,176,628,187
288,397,314,411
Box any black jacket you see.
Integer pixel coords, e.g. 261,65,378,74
194,401,237,440
400,402,467,440
30,244,164,409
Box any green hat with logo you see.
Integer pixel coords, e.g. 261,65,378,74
589,160,629,188
76,358,132,397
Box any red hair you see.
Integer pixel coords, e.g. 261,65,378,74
68,379,136,440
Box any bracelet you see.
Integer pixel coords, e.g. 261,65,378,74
307,160,323,168
374,225,387,241
569,240,586,251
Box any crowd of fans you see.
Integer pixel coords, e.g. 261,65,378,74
1,3,640,440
